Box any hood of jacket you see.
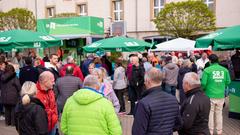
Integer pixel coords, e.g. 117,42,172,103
165,63,178,70
1,72,16,83
72,88,103,105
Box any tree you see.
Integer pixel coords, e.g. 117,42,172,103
55,13,79,18
154,0,216,38
0,12,6,30
4,8,36,30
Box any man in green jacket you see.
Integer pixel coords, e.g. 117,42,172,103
201,54,231,135
61,75,122,135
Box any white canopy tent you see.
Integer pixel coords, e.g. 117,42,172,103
151,38,211,52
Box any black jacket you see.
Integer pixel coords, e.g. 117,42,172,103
0,72,21,105
132,86,182,135
19,65,39,85
48,67,60,81
15,97,48,135
179,87,210,135
36,65,48,75
231,53,240,72
191,63,198,73
177,67,191,90
130,64,145,87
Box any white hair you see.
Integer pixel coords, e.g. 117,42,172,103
144,67,163,84
130,56,139,63
183,72,201,87
67,56,74,63
83,75,100,88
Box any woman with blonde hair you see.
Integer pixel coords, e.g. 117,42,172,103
15,81,48,135
91,68,120,113
88,63,95,75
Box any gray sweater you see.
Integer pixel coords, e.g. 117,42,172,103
55,75,82,112
163,63,179,86
113,66,127,90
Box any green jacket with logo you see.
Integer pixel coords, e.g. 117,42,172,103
201,63,231,98
61,88,122,135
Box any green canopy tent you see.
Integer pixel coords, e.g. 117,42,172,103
83,36,152,53
0,29,62,51
195,25,240,50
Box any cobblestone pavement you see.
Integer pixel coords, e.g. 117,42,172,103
0,98,239,135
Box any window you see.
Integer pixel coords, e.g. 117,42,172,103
77,4,87,16
46,7,55,18
205,0,214,11
113,0,123,21
153,0,164,17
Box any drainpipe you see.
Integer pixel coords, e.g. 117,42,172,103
135,0,139,39
35,0,38,20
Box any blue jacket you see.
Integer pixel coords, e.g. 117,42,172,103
132,86,182,135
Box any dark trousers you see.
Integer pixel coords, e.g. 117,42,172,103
164,84,176,96
179,89,186,104
0,103,4,114
234,71,240,79
115,89,126,112
128,85,144,114
4,105,15,126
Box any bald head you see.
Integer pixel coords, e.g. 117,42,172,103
144,67,163,89
66,66,74,75
39,71,55,90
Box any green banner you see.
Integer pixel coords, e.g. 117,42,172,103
37,16,104,35
227,81,240,113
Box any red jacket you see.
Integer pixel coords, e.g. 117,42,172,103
36,82,58,131
60,63,84,82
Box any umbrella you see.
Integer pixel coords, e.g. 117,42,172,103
83,36,152,53
195,25,240,50
0,29,62,50
152,38,195,51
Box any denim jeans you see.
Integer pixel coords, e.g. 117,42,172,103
49,124,57,135
164,84,176,96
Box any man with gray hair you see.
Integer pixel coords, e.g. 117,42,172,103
178,72,210,135
61,75,122,135
132,67,181,135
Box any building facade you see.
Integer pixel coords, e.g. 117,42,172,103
0,0,240,39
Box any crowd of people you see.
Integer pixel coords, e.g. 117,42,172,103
0,49,239,135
